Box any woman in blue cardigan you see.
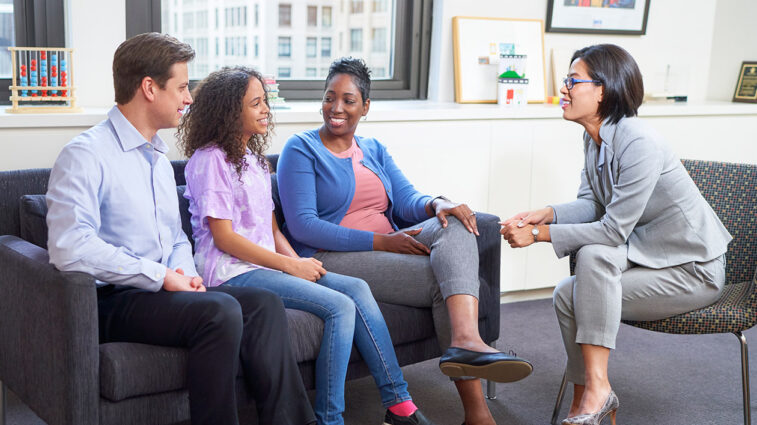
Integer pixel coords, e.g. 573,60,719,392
277,57,532,425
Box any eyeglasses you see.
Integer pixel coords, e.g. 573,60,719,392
563,77,602,90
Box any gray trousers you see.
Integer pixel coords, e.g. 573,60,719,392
314,216,480,351
553,243,726,385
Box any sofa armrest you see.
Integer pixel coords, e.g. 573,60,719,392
473,213,501,344
0,235,99,425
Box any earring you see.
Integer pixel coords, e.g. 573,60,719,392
319,109,323,115
362,115,367,121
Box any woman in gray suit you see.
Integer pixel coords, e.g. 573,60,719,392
501,44,732,425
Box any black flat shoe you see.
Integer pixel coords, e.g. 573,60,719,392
383,409,436,425
439,347,533,383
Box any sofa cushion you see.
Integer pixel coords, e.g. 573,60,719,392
19,194,49,248
99,342,188,402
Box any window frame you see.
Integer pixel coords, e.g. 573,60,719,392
127,0,432,101
1,0,66,105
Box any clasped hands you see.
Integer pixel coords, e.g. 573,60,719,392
500,207,554,248
373,199,479,255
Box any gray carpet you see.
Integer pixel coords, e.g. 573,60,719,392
4,298,754,424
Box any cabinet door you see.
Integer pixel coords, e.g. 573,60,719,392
525,120,584,290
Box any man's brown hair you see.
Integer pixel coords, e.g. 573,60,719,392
112,32,195,104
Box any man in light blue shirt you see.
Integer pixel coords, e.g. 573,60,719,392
46,33,315,425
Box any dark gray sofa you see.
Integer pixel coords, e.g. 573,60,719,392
0,155,502,425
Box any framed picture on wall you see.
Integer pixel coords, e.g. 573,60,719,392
733,61,757,103
546,0,651,35
452,17,546,103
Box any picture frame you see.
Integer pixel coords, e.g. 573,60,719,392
732,61,757,103
546,0,651,35
452,17,546,103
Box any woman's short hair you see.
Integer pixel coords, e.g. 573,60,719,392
325,57,371,103
571,44,643,124
112,32,195,104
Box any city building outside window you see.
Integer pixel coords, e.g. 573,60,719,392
279,4,291,27
306,37,317,58
0,0,13,79
307,5,317,27
278,36,291,58
321,36,332,57
350,28,362,52
351,0,363,14
278,67,291,78
371,27,386,52
322,6,332,27
150,0,431,100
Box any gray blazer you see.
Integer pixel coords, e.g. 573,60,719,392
550,117,732,269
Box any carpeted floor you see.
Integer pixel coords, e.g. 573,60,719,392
5,298,755,424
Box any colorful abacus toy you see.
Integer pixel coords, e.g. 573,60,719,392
6,47,81,113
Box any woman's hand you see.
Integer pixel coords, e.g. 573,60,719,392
501,207,554,228
373,229,430,255
283,257,327,282
433,199,479,236
500,223,536,248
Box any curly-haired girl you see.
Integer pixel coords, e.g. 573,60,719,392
179,67,434,425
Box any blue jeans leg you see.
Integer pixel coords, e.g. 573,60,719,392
225,269,355,425
317,272,412,408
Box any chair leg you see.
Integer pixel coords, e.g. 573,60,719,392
0,380,6,425
486,340,497,400
551,370,568,425
736,332,751,425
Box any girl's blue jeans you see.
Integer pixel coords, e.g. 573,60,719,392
225,268,411,425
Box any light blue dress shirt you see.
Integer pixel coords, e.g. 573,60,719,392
46,106,197,292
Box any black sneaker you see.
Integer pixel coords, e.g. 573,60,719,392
383,409,436,425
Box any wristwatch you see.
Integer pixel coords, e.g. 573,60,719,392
531,225,540,242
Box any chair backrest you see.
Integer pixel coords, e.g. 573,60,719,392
682,159,757,284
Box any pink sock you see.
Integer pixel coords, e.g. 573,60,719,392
388,400,418,417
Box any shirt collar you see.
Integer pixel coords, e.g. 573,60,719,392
107,105,169,154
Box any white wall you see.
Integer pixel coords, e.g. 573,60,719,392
428,0,723,103
706,0,757,101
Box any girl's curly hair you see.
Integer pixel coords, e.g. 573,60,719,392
177,66,273,178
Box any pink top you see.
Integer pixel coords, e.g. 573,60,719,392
330,139,394,234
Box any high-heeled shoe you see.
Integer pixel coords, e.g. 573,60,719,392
561,390,618,425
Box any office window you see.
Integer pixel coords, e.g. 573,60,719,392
148,0,431,99
306,67,317,78
350,29,362,52
371,28,386,52
321,37,332,57
197,11,208,29
278,36,291,58
322,6,332,27
307,6,317,27
350,0,363,14
0,0,14,79
306,37,317,58
279,4,291,27
278,67,291,78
